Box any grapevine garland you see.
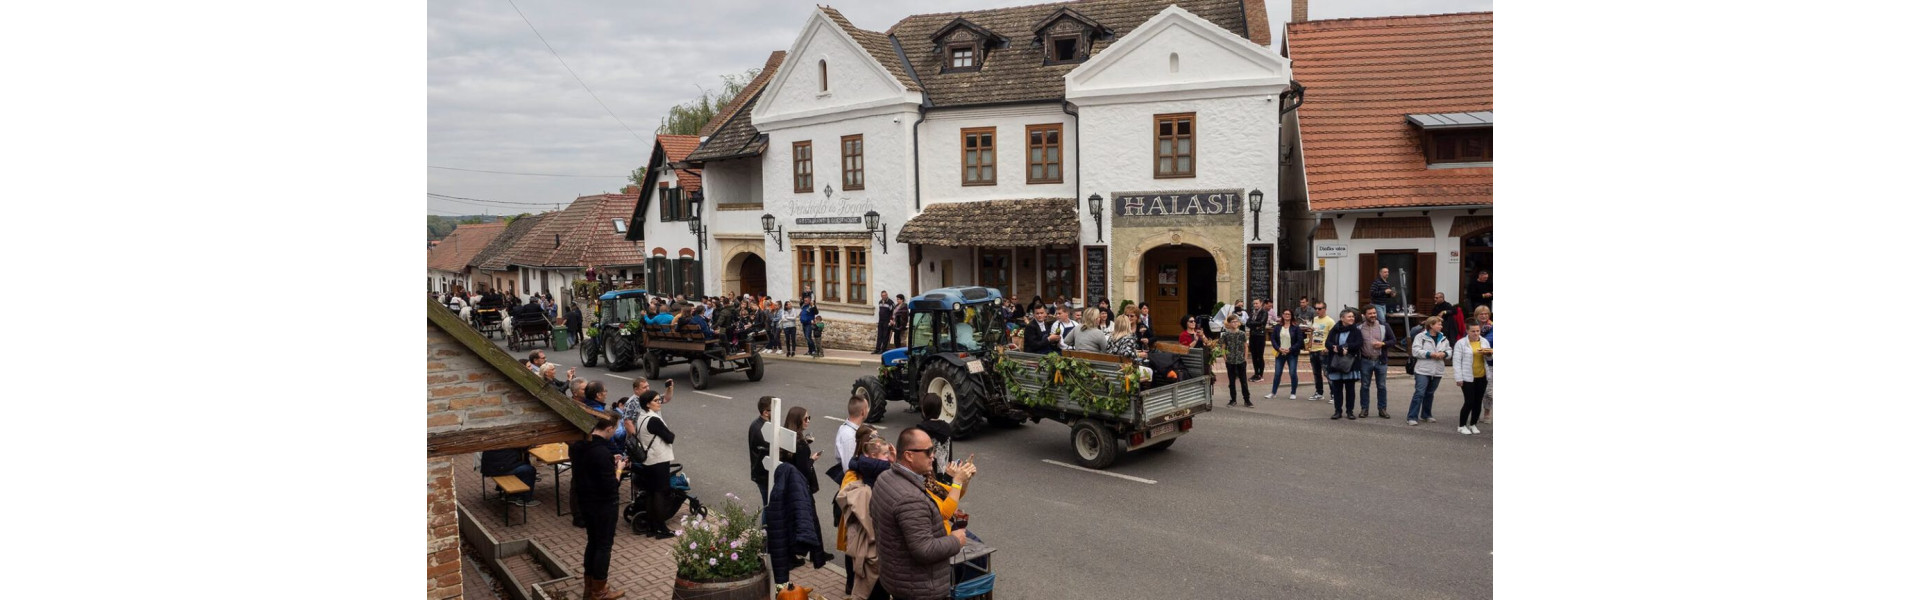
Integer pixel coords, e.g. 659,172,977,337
991,353,1142,416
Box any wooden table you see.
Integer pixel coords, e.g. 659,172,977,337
530,443,571,516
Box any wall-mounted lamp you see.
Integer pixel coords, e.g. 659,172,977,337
864,210,888,254
761,213,784,251
1248,188,1264,240
1087,193,1104,243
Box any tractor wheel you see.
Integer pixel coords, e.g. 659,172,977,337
852,375,888,424
608,336,636,372
919,361,987,439
642,351,662,381
745,353,765,382
690,358,713,390
1070,421,1120,469
578,336,601,368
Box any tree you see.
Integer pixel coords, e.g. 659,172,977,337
629,166,648,188
655,68,760,136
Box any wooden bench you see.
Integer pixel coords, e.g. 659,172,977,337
490,475,530,527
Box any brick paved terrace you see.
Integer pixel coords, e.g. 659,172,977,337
452,452,846,600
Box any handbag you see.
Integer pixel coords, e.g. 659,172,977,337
627,415,652,464
1328,352,1358,373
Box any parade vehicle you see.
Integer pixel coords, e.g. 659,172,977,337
850,286,1211,468
578,289,648,371
850,287,1030,435
506,303,554,352
470,305,505,339
637,310,764,390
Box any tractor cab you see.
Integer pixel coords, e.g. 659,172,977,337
597,289,651,327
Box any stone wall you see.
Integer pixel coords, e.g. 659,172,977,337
817,319,879,351
427,455,461,600
428,324,574,435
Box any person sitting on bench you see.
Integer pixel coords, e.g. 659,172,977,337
681,304,716,339
480,447,540,507
644,302,675,326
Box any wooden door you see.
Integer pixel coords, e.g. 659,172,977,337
1415,252,1436,315
980,251,1011,297
941,259,953,288
1356,253,1377,314
1147,255,1186,338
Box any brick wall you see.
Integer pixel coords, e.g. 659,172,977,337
428,324,573,435
816,319,878,351
427,456,461,600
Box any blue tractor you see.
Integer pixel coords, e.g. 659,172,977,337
578,289,650,371
849,286,1027,438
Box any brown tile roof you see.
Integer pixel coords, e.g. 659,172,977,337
499,194,642,268
657,134,703,193
884,0,1257,107
1287,12,1493,212
896,198,1079,247
478,213,552,271
427,222,505,273
820,6,922,93
688,52,786,162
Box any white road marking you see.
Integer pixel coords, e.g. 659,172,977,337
693,390,732,399
820,415,885,430
1040,459,1158,484
604,374,633,381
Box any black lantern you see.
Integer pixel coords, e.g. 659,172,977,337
761,213,783,251
1248,188,1264,240
864,209,888,254
1087,193,1104,243
687,192,707,250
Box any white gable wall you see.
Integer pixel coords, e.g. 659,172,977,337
919,104,1078,203
752,10,920,128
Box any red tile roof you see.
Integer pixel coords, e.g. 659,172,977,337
658,134,703,193
1288,12,1492,212
499,194,644,269
427,222,506,273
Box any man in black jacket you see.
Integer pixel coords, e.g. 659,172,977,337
1021,306,1056,354
1247,298,1271,383
1466,270,1493,312
1370,267,1397,316
573,416,628,600
479,448,539,506
748,396,775,507
873,292,894,354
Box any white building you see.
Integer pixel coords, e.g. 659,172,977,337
653,0,1315,346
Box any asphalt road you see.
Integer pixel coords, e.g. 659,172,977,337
509,338,1492,599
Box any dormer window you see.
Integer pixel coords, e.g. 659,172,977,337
1406,111,1493,167
1032,7,1106,66
950,43,977,70
1050,35,1081,63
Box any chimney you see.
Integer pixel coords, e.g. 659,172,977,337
1292,0,1307,23
623,184,639,195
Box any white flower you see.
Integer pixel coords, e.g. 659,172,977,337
707,558,718,566
689,542,697,550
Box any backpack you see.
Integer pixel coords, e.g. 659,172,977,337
627,414,653,464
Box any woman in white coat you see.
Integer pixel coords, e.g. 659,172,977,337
1451,322,1492,434
1407,316,1449,426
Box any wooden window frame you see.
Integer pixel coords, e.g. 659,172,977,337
961,126,997,186
846,247,868,304
1423,128,1493,164
1153,113,1196,179
821,247,842,303
1046,33,1085,65
796,246,816,299
1025,123,1063,184
979,249,1013,299
841,135,865,191
947,43,979,72
793,141,813,193
1041,246,1078,302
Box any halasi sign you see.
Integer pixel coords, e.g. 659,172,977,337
1112,190,1243,221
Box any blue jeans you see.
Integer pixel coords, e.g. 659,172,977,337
1359,358,1389,411
1270,350,1299,395
1408,374,1440,421
804,324,820,355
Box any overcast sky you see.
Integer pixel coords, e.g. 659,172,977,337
427,0,1490,217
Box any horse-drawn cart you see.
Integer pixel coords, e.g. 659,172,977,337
638,322,764,390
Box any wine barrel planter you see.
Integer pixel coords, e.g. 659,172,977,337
671,570,769,600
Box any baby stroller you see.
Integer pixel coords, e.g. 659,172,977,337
623,462,708,535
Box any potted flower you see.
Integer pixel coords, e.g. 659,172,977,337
670,493,768,600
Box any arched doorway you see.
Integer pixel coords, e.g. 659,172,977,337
723,250,768,299
738,254,767,298
1140,245,1219,338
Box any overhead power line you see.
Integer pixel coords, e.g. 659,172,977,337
430,165,626,178
504,0,646,143
428,192,561,207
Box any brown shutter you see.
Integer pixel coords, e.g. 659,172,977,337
1416,252,1437,315
1356,253,1376,313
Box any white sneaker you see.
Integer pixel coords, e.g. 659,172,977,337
1289,394,1296,400
1425,418,1437,423
1458,426,1470,435
1264,393,1275,399
1469,425,1481,434
1408,420,1419,426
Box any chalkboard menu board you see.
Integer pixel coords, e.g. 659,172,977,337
1084,245,1108,303
1246,243,1273,304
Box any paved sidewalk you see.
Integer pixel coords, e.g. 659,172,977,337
760,346,882,368
453,453,845,600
